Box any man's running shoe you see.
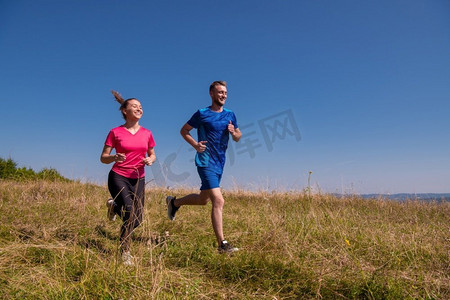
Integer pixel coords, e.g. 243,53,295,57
106,198,116,221
218,240,239,254
166,196,179,221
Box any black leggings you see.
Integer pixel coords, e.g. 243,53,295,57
108,170,145,251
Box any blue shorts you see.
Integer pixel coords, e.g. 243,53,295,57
197,167,222,190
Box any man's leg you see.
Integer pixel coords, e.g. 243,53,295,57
208,188,238,253
166,191,209,221
173,192,209,206
175,188,224,246
208,188,225,246
167,188,237,252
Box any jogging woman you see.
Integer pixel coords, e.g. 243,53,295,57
100,90,156,266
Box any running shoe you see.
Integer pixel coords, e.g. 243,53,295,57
106,198,116,221
218,240,239,254
166,196,179,221
122,251,134,266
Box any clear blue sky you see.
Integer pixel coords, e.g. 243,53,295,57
1,0,449,194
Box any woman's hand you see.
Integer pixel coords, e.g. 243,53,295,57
114,153,126,162
142,157,154,166
144,148,156,166
100,145,126,164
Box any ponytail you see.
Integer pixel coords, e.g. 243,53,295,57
111,90,139,120
111,90,125,105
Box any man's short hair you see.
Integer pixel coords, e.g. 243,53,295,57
209,81,227,92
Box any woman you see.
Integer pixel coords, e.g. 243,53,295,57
100,90,156,266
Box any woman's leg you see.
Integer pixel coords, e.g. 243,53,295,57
108,171,144,252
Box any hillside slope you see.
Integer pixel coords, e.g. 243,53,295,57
0,180,448,299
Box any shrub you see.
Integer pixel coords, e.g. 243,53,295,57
0,157,70,182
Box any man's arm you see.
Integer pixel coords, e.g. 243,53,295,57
180,123,207,153
231,128,241,142
227,121,242,142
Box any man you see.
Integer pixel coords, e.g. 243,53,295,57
166,81,242,253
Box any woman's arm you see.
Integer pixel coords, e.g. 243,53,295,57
100,145,126,164
143,147,156,166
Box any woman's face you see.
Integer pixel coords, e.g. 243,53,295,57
123,99,143,121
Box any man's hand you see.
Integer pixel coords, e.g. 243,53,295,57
228,121,236,135
195,141,208,153
228,120,242,142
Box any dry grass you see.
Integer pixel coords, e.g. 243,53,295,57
0,180,449,299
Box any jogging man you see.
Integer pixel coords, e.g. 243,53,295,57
166,81,242,253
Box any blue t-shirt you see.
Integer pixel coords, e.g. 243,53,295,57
187,107,238,172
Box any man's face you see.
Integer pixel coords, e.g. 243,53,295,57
210,84,227,107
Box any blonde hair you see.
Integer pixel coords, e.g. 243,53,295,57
209,81,227,92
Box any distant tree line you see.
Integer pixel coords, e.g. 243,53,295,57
0,157,70,182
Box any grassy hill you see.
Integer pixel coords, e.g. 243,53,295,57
0,180,448,299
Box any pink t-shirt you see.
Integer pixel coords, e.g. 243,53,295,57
105,126,156,179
